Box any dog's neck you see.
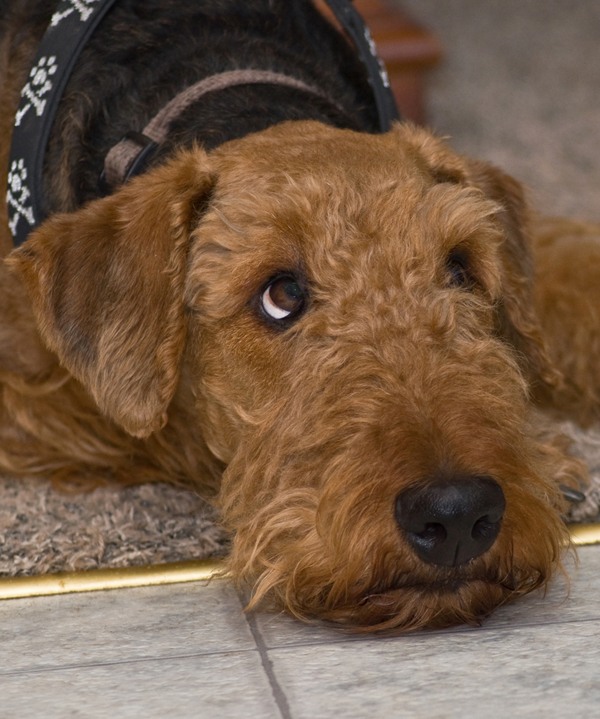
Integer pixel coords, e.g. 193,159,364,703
7,0,398,246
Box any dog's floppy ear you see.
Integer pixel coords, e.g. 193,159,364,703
464,159,561,389
7,148,215,437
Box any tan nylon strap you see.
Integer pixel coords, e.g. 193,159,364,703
103,69,344,187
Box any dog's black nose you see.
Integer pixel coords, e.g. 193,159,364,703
395,476,505,567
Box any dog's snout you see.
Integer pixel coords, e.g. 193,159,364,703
395,476,506,567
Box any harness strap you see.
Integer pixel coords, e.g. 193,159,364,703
323,0,399,132
8,0,121,246
103,70,347,188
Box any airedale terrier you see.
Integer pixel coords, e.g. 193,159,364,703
1,0,599,631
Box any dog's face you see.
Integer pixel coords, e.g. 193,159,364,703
10,122,573,631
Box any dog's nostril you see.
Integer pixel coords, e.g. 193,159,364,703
423,522,446,539
471,516,498,542
395,476,505,567
418,522,447,543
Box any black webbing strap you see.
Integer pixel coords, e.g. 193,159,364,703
8,0,120,247
323,0,399,132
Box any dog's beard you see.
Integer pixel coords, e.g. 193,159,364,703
330,547,562,632
223,470,569,633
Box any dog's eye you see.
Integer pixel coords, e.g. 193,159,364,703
261,276,305,321
446,251,472,289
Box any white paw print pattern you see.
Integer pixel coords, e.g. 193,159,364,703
51,0,100,26
14,56,58,126
7,159,35,237
364,27,390,89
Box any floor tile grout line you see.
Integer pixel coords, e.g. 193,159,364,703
257,613,600,652
2,594,598,680
4,612,593,680
0,646,259,679
244,609,294,719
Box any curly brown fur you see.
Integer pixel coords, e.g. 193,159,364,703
532,216,600,426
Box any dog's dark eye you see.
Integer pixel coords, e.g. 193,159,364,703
446,251,472,289
261,276,305,321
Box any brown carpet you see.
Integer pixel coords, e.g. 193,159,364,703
0,479,229,578
2,0,600,578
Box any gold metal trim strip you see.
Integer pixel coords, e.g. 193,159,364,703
0,523,599,601
569,523,600,546
0,558,225,600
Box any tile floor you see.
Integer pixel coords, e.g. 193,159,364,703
1,546,599,718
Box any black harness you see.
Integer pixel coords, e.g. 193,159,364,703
7,0,399,247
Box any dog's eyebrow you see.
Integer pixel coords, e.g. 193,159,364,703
212,207,248,237
193,240,232,258
429,166,465,185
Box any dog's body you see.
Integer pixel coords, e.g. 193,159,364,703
2,0,600,631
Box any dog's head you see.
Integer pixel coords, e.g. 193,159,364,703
8,121,574,630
